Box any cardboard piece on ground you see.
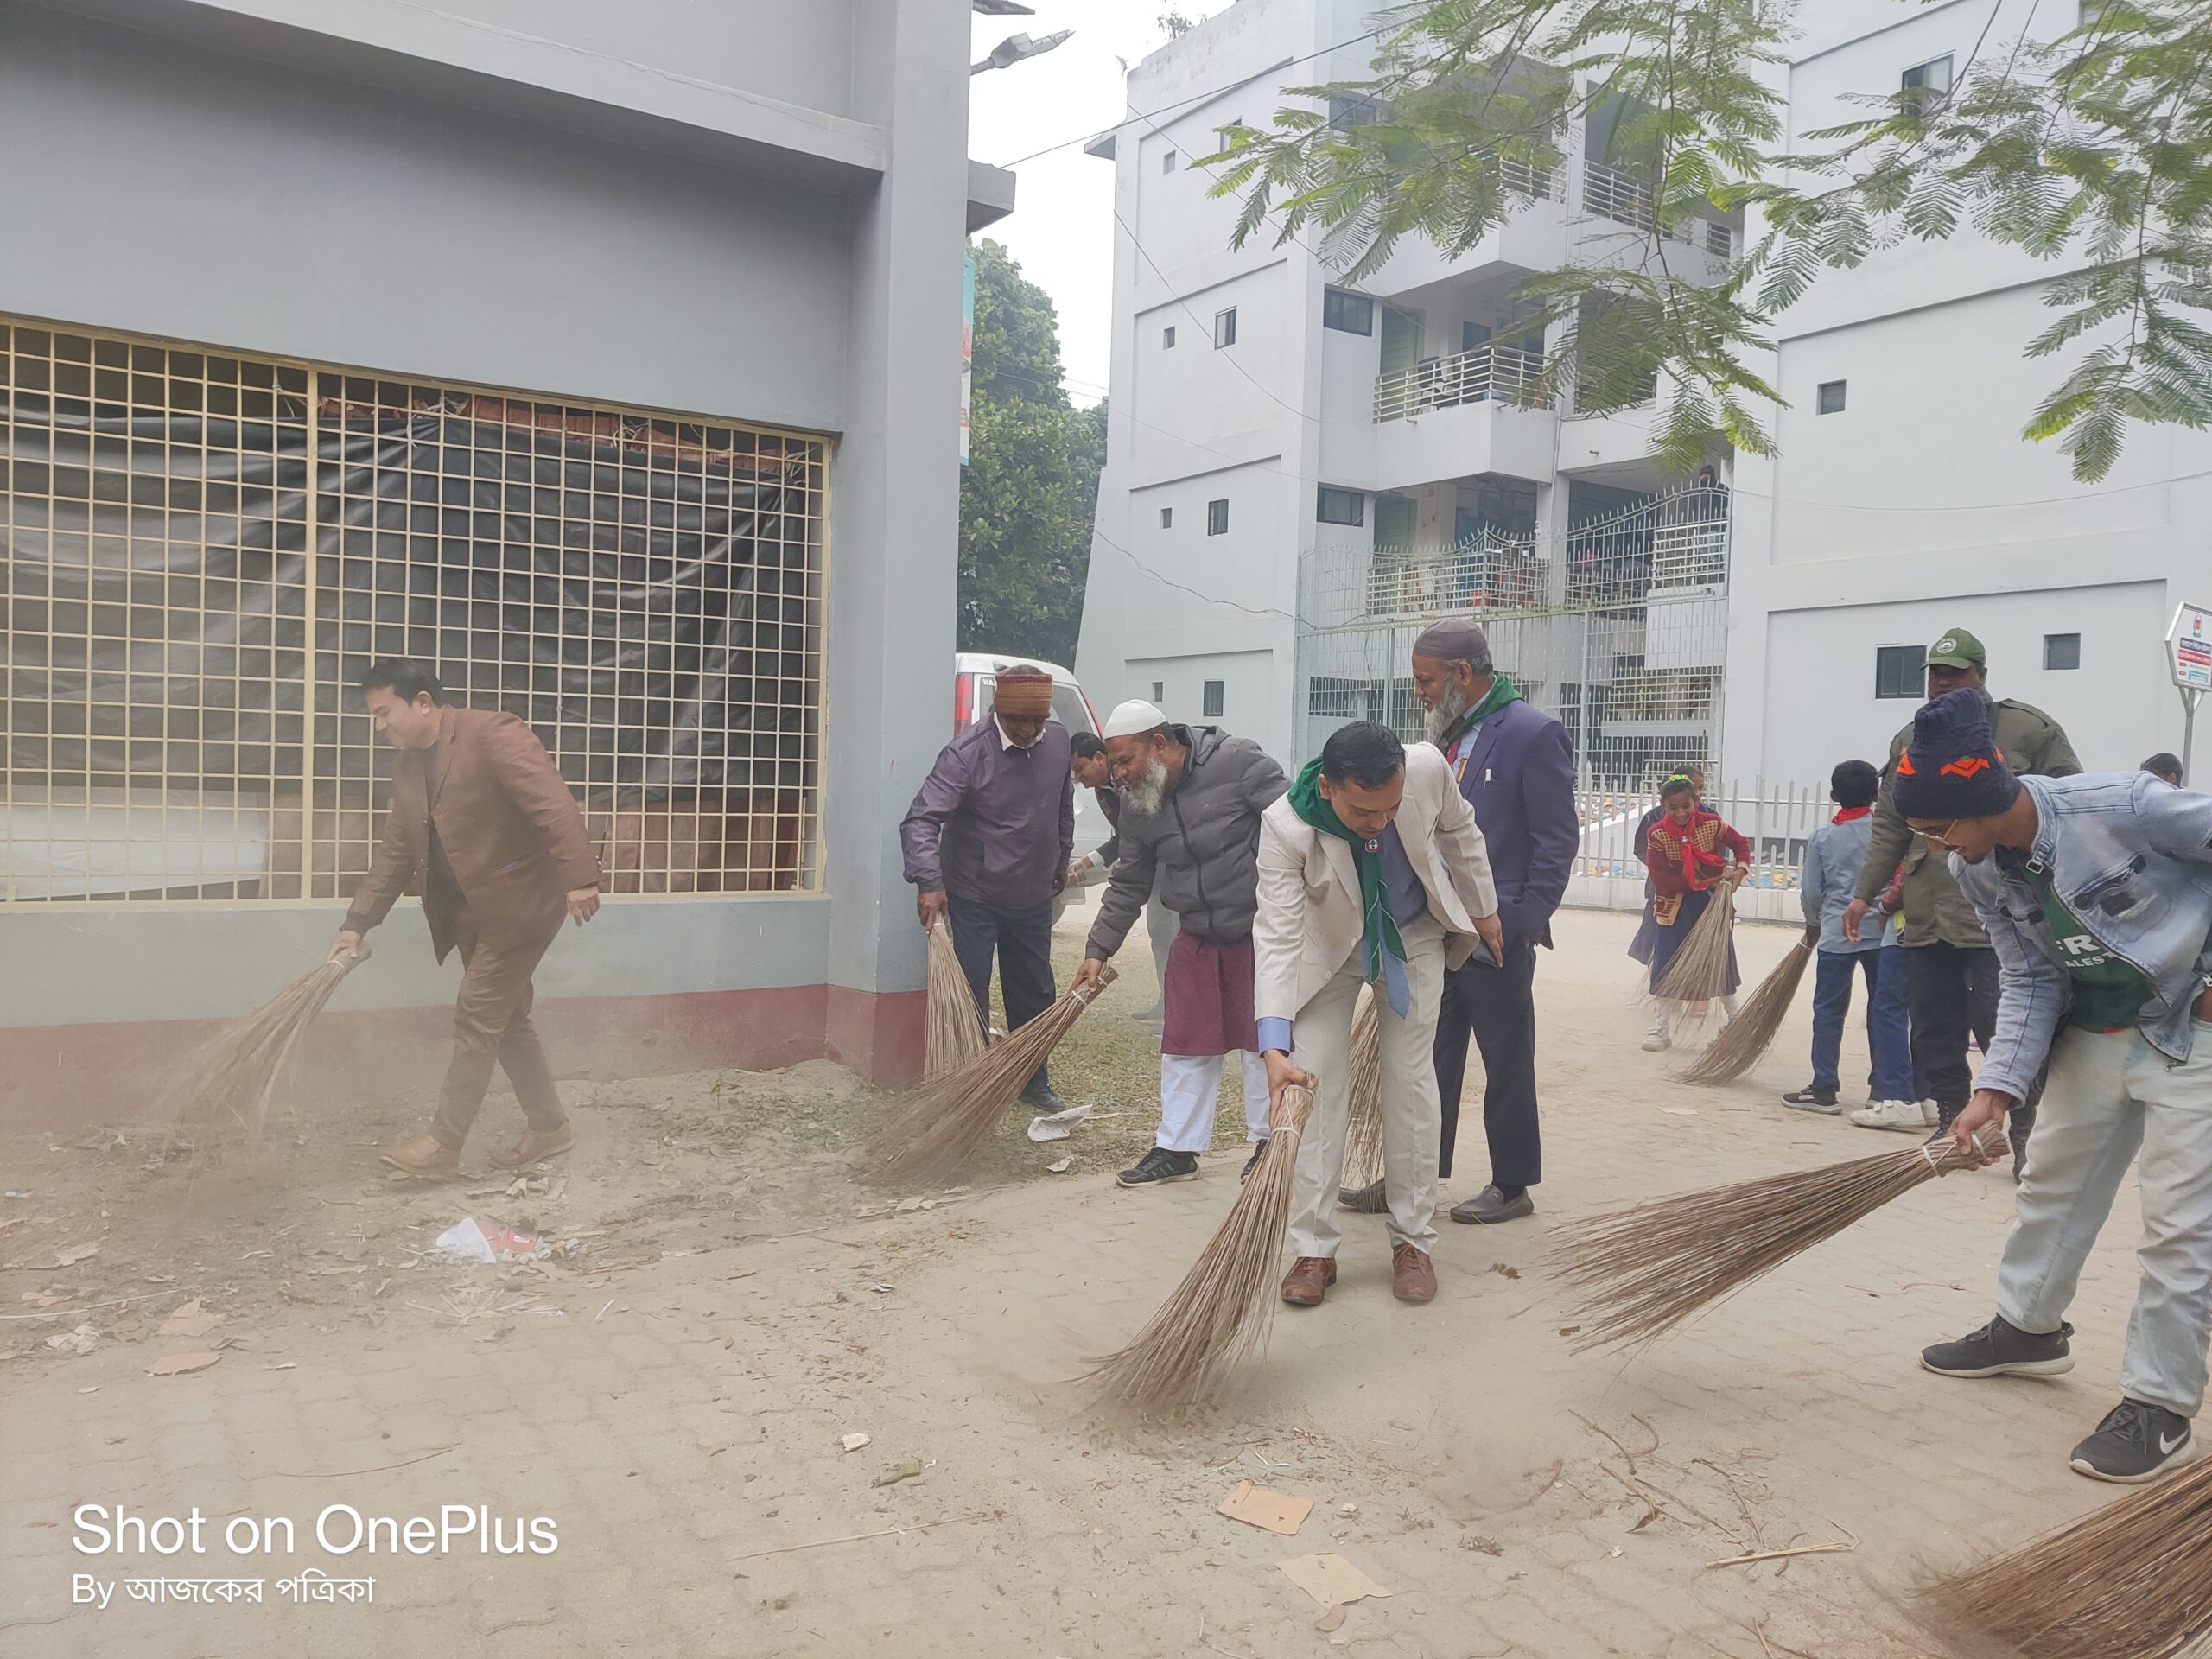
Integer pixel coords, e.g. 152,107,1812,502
1217,1480,1312,1536
1315,1605,1348,1633
146,1351,222,1376
1276,1553,1392,1609
159,1299,221,1339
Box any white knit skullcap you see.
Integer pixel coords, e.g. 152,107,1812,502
1100,698,1168,739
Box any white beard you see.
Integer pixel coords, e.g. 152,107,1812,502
1125,756,1170,817
1425,687,1471,746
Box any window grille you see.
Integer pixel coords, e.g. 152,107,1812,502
2,317,828,905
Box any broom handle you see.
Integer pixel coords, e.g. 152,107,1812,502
1071,963,1118,1006
1923,1122,2008,1177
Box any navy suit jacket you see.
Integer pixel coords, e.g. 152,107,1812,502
1440,696,1579,949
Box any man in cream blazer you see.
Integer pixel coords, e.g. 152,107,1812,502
1255,721,1503,1307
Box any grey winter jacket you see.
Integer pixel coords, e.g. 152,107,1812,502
1084,725,1288,955
1801,814,1878,954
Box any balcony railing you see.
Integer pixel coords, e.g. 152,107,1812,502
1498,156,1565,203
1582,162,1737,262
1374,344,1550,423
1367,540,1547,620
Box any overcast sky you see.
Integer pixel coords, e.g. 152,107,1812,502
969,6,1206,405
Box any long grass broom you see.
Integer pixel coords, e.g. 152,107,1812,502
1650,883,1738,1009
1338,988,1385,1189
1677,926,1817,1086
159,947,371,1151
1920,1457,2212,1659
1554,1122,2006,1353
868,964,1116,1185
924,919,988,1082
1084,1084,1313,1413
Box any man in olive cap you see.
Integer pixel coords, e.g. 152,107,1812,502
1840,628,2079,1159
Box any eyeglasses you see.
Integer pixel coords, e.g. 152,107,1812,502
1911,821,1961,848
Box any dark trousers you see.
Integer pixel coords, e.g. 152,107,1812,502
1809,949,1916,1100
1905,941,2039,1151
430,915,566,1150
1433,937,1541,1188
946,895,1058,1090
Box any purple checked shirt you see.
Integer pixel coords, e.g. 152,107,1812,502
899,718,1076,910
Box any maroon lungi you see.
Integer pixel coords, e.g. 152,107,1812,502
1160,932,1258,1058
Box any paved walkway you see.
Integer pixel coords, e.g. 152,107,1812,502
1,910,2152,1657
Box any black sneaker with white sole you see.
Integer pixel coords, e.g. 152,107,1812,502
1116,1147,1198,1188
2069,1399,2194,1484
1920,1313,2075,1379
1240,1140,1268,1185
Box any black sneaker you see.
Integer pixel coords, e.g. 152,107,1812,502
1240,1141,1268,1184
1780,1086,1840,1114
1116,1147,1198,1188
1920,1314,2075,1379
2069,1399,2194,1484
1337,1179,1389,1213
1020,1079,1069,1116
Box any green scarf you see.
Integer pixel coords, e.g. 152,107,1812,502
1287,757,1408,1000
1441,671,1524,750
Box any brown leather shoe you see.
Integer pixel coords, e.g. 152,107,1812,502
378,1132,460,1177
1281,1256,1338,1307
1391,1243,1437,1304
489,1123,575,1170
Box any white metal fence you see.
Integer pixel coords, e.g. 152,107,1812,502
1374,344,1550,422
1567,780,1846,919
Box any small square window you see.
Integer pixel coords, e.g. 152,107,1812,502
1901,54,1954,116
1207,499,1229,536
2045,632,2082,671
1214,308,1237,349
1817,379,1847,415
1875,645,1925,699
1316,486,1365,526
1203,680,1225,718
1323,289,1375,335
1162,325,1176,349
1159,506,1173,529
1151,681,1165,702
1162,148,1178,174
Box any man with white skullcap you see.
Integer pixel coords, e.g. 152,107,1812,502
1073,698,1288,1186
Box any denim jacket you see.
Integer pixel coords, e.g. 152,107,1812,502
1953,772,2212,1102
1801,815,1878,954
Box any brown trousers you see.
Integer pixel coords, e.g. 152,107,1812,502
429,913,566,1149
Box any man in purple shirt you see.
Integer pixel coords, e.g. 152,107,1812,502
900,667,1077,1111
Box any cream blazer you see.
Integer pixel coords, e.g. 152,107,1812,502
1253,745,1499,1024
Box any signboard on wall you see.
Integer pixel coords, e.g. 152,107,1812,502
959,254,975,467
2171,600,2212,690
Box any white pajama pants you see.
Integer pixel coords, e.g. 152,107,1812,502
1156,1052,1270,1154
1286,916,1447,1259
1996,1020,2212,1417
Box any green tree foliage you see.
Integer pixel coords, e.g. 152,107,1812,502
1209,0,2212,479
959,240,1106,666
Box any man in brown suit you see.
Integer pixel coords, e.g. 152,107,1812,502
331,660,603,1175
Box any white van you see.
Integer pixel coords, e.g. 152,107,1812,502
951,652,1108,861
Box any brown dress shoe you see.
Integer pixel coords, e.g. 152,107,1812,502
489,1123,575,1170
1391,1243,1437,1304
1281,1256,1338,1307
379,1132,460,1177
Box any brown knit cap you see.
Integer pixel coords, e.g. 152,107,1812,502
992,667,1055,718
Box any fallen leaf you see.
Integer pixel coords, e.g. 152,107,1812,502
145,1351,222,1376
1277,1553,1392,1609
1315,1605,1347,1633
1556,1325,1581,1338
841,1433,872,1453
1490,1262,1521,1280
870,1459,925,1488
1217,1480,1313,1537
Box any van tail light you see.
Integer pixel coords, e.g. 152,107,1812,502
953,672,975,734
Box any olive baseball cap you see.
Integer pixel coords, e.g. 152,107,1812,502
1925,628,1986,671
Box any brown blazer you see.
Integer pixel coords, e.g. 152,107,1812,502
344,707,602,962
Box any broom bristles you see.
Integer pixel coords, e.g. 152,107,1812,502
161,948,369,1150
1921,1453,2212,1659
1676,928,1816,1085
1339,988,1385,1189
924,919,988,1082
868,964,1117,1185
1554,1123,2006,1352
1650,883,1738,1008
1085,1084,1313,1413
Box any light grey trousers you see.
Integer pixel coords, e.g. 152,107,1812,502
1996,1020,2212,1417
1287,916,1447,1259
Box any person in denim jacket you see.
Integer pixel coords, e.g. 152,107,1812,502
1897,690,2212,1484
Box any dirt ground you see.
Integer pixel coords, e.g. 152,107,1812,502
0,906,2153,1658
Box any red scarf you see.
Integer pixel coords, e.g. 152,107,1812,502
1648,809,1731,890
1833,806,1871,824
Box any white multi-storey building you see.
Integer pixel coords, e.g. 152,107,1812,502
1077,0,2208,790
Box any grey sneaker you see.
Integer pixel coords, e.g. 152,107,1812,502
1116,1147,1198,1188
1921,1314,2075,1379
2069,1399,2195,1484
1337,1179,1389,1213
1450,1184,1535,1224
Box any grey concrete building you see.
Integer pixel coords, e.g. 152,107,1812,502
0,0,1010,1125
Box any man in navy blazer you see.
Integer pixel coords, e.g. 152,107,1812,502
1343,617,1578,1224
